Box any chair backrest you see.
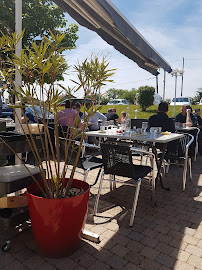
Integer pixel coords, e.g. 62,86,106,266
167,133,194,157
131,119,148,129
100,142,134,178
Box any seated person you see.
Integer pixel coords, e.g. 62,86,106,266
194,108,202,155
194,108,202,126
72,102,83,119
57,100,83,138
121,111,126,121
87,105,107,145
148,102,175,132
175,105,197,127
105,108,121,124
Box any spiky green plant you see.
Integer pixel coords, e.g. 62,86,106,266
0,31,115,198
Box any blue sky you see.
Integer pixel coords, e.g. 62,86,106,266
61,0,202,100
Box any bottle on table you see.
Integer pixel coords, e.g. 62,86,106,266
126,107,131,131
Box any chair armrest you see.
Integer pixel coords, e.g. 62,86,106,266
81,142,100,150
130,146,155,158
186,134,194,150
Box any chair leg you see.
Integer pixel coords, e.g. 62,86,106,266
195,142,198,161
182,159,188,191
188,157,192,181
162,160,166,176
140,153,143,165
112,175,116,189
83,168,90,182
145,156,148,165
90,168,102,187
151,157,155,207
93,171,105,215
130,178,142,227
166,159,170,174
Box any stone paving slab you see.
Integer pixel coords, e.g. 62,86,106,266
0,154,202,269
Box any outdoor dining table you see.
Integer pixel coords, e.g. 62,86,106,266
85,130,185,191
175,126,198,131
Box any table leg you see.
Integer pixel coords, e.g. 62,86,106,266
152,143,170,191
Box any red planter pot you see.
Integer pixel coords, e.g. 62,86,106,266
26,179,90,257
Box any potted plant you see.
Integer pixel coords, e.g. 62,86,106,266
0,31,115,257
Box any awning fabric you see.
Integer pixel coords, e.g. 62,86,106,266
53,0,172,76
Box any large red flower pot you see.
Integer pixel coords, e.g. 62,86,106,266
26,178,90,258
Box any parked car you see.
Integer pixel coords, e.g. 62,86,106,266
0,105,54,122
199,99,202,105
107,99,130,105
170,97,191,106
57,98,91,107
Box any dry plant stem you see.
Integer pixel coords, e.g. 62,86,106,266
65,132,86,196
43,124,55,197
54,107,60,198
60,127,72,197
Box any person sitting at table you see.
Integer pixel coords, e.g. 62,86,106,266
194,108,202,155
175,105,197,127
72,102,84,119
121,111,126,121
194,108,202,126
105,108,121,124
148,102,175,132
87,105,107,145
57,100,83,137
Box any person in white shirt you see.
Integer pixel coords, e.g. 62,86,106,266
89,111,107,131
88,108,107,145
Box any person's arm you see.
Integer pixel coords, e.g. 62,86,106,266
113,113,121,124
186,109,193,127
98,112,107,125
191,113,198,126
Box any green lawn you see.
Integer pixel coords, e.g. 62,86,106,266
57,104,202,120
98,105,202,119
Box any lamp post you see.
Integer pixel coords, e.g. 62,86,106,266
171,68,184,116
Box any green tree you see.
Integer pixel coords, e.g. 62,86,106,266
137,86,155,111
0,0,79,48
190,88,202,105
106,88,123,99
120,88,138,104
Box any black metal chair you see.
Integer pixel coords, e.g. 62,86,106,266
59,138,103,187
164,133,194,191
131,119,148,129
93,142,154,226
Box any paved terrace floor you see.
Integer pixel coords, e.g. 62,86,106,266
0,154,202,270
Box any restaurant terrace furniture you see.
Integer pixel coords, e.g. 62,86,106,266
164,133,194,191
86,130,184,191
93,142,154,226
59,138,103,185
175,126,198,159
194,128,200,161
0,130,42,252
131,119,148,129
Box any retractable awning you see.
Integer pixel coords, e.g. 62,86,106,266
53,0,172,76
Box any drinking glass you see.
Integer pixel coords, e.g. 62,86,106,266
121,119,126,131
100,126,105,132
142,122,148,134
